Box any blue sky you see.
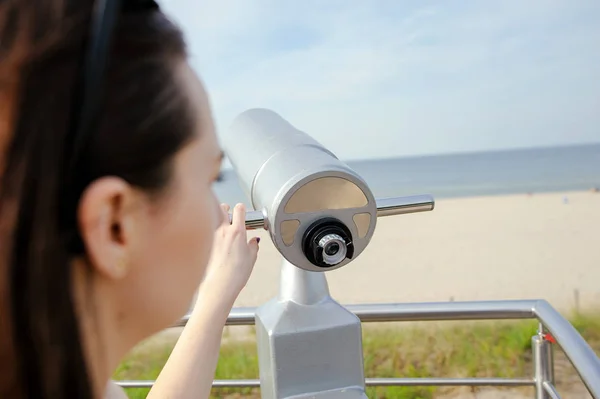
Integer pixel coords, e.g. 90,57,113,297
160,0,600,161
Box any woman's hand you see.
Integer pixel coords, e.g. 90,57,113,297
199,203,260,304
149,203,259,399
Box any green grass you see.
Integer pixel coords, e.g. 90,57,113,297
114,314,600,399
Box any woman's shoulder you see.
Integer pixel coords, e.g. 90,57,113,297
105,381,128,399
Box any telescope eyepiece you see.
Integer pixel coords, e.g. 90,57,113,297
302,218,354,268
319,234,346,265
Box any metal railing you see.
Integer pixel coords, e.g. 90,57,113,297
117,299,600,399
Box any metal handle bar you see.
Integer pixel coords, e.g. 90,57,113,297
229,194,435,230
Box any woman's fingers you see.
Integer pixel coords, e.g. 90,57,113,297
220,203,231,226
220,203,253,235
231,203,246,231
202,203,261,298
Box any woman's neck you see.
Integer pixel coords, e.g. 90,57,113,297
72,260,134,398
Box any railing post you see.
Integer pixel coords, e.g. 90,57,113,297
533,324,555,399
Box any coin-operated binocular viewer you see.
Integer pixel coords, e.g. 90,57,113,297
222,109,434,399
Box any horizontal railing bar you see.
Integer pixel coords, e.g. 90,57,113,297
118,380,258,388
344,300,537,322
543,381,562,399
166,299,600,397
367,378,534,387
174,299,538,328
117,377,535,389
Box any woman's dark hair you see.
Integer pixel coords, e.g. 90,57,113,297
0,1,194,397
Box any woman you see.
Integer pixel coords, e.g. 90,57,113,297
0,1,259,398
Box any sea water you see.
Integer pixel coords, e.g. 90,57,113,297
214,143,600,207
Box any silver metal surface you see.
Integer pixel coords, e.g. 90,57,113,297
366,378,535,387
345,300,536,322
175,299,537,328
234,195,436,230
533,333,555,399
376,195,435,217
543,382,562,399
254,259,367,398
533,300,600,398
117,377,536,389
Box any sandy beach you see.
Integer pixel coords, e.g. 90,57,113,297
234,190,600,312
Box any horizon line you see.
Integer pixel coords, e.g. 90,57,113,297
220,141,600,171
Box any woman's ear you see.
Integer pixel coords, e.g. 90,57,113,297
77,176,138,280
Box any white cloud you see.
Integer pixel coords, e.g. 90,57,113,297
160,0,600,160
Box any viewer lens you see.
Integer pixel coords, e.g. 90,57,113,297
325,242,340,256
